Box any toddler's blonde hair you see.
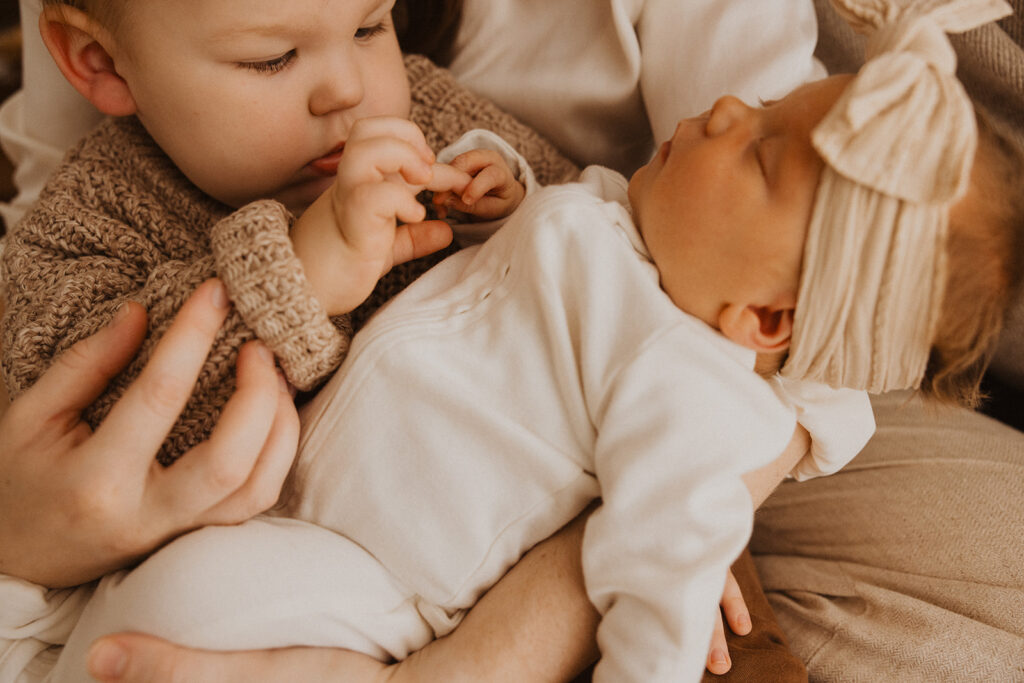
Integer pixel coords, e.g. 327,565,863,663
42,0,124,34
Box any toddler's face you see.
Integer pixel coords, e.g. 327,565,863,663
628,75,853,327
110,0,409,213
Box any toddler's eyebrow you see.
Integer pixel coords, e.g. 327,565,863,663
207,22,304,43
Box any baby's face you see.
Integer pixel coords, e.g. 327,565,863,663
108,0,409,213
629,75,853,327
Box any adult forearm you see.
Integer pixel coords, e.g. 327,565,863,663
393,505,600,683
391,425,810,683
743,424,810,508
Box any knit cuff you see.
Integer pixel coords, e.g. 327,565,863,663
210,200,348,391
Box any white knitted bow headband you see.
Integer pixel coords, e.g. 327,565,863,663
779,0,1012,393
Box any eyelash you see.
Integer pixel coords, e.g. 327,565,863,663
238,21,386,73
240,50,296,74
355,23,388,40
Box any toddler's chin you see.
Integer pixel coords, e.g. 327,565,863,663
274,177,335,216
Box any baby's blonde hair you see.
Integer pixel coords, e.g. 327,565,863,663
923,109,1024,407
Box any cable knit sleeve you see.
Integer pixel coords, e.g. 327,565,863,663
210,200,348,391
1,119,346,465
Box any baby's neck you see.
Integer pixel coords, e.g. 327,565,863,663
754,350,787,378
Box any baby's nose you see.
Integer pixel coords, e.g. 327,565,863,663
705,95,755,137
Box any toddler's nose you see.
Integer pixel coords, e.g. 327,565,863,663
309,58,365,116
705,95,756,137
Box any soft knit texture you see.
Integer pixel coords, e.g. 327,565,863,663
1,54,578,465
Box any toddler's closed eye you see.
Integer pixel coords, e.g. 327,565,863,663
239,50,297,74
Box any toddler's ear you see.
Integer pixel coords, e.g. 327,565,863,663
718,303,794,353
39,6,137,117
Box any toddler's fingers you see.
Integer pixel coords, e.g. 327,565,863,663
337,136,434,188
345,117,434,164
344,181,428,247
391,220,454,266
425,163,472,195
95,280,231,476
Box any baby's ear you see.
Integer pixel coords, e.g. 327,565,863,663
39,6,137,116
718,303,794,353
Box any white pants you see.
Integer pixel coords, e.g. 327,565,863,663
51,517,446,683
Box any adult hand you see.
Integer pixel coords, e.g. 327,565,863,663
86,635,393,683
0,279,300,588
706,568,752,675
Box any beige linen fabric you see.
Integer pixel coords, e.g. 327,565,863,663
754,391,1024,680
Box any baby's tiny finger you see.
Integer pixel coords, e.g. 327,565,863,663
462,165,506,205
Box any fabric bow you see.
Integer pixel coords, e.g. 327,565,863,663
780,0,1012,393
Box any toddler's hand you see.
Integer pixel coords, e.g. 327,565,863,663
432,148,526,221
291,117,454,316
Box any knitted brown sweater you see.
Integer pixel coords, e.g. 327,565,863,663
1,54,578,465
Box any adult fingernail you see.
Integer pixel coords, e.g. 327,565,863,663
737,614,752,631
711,649,729,666
210,279,230,310
252,340,273,363
87,639,128,679
112,302,132,323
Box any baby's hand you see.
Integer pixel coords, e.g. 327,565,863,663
291,117,453,316
432,149,526,221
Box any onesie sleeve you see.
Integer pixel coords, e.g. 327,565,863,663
0,574,92,682
583,327,795,682
769,377,876,480
637,0,826,144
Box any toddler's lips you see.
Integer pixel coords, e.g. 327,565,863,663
309,144,345,176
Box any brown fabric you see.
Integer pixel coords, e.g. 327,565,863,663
754,391,1024,681
569,549,805,683
702,549,808,683
0,53,578,465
